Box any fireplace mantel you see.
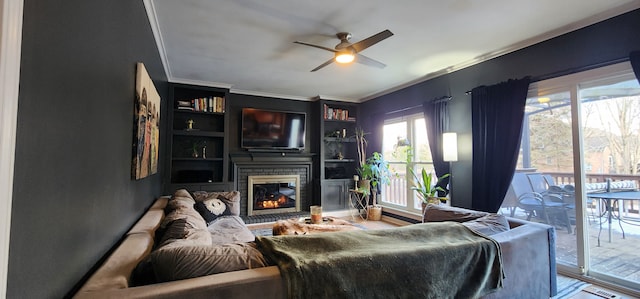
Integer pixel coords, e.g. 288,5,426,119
230,152,315,163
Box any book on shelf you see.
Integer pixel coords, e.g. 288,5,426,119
323,104,350,121
177,96,225,113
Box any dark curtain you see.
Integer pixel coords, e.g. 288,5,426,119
471,77,530,212
423,100,450,195
631,51,640,83
370,112,386,195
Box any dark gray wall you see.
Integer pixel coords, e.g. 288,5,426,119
361,9,640,209
9,2,640,297
10,1,167,298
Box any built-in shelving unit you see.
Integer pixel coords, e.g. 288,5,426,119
315,100,359,211
165,84,231,193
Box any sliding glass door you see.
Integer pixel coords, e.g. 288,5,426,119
578,73,640,288
501,62,640,290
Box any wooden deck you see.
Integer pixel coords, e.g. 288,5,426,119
506,207,640,284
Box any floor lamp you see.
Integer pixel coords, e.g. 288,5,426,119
442,132,458,202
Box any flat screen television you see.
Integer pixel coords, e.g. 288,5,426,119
241,108,306,150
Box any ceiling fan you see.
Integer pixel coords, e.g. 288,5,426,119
294,29,394,72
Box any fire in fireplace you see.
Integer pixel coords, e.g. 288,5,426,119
254,183,295,209
248,175,300,216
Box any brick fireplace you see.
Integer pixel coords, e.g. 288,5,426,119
232,153,313,217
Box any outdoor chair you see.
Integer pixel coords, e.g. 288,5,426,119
543,174,557,187
511,173,573,233
527,173,551,194
548,184,580,226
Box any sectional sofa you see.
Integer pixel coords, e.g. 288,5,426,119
73,190,557,298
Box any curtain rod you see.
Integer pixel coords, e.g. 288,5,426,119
465,57,630,95
384,95,452,115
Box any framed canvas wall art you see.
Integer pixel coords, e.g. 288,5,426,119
132,62,161,180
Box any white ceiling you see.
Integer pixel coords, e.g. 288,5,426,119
145,0,640,102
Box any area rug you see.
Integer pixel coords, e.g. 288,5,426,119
251,228,274,237
552,275,591,299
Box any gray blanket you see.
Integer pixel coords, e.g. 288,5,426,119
256,222,503,299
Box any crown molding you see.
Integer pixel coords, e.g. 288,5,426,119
143,0,171,81
169,77,233,89
229,88,314,102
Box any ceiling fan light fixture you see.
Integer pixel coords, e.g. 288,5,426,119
335,49,355,64
295,29,392,71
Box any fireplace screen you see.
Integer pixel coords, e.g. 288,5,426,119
248,175,300,215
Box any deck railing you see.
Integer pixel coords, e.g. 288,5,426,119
544,172,640,217
382,171,640,216
544,172,640,187
382,175,409,207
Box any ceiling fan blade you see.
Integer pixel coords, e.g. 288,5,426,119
311,58,335,72
293,41,337,53
350,29,393,53
355,53,386,69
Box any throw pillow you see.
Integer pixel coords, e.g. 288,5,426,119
423,204,489,222
208,216,256,245
193,191,241,216
166,189,197,215
173,189,196,202
194,196,232,225
150,242,270,282
462,214,510,236
156,218,192,248
162,205,208,230
157,228,213,251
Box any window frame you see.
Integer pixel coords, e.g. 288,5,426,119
381,113,433,214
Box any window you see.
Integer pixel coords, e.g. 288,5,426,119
381,113,433,213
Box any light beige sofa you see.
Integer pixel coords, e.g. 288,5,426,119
73,194,558,299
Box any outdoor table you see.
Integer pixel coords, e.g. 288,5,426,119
587,190,640,246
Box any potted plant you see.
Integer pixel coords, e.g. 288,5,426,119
400,147,450,221
354,127,368,166
358,152,392,220
354,127,392,220
354,127,369,188
410,168,449,205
